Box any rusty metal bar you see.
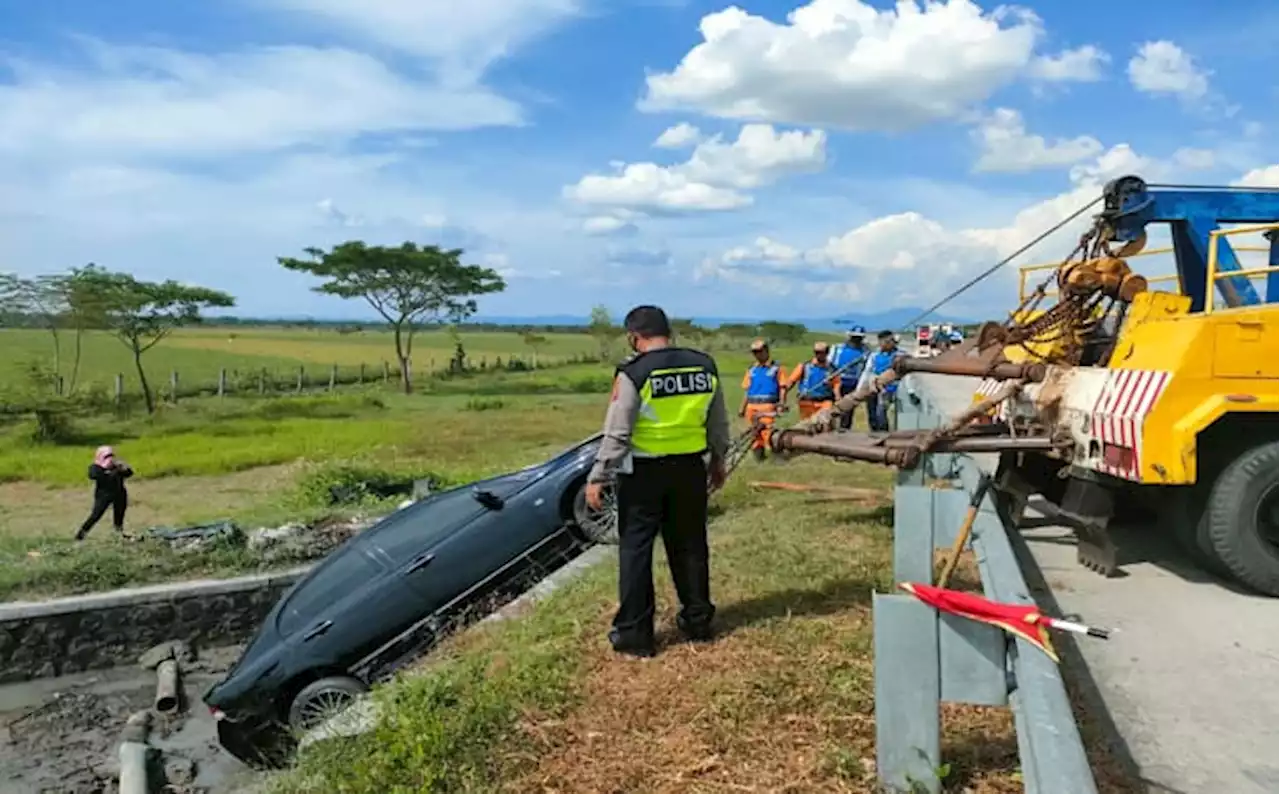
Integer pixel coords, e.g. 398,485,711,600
892,356,1046,382
771,428,1058,464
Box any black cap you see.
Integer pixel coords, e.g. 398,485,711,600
623,305,672,338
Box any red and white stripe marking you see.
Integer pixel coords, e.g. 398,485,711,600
1088,369,1172,479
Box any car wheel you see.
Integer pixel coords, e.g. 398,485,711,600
572,481,619,545
287,676,368,733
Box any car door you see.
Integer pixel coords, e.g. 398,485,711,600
364,488,491,614
455,474,565,587
277,540,432,669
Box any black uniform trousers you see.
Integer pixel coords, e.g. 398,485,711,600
612,453,714,645
77,490,128,538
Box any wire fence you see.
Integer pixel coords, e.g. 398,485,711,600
0,352,607,417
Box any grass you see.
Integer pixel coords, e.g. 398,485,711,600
267,457,1037,794
0,341,859,598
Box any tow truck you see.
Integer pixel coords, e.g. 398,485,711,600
769,175,1279,596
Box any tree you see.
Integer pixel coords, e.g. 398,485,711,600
61,265,112,393
522,331,548,367
85,270,235,413
588,305,617,361
0,267,111,394
0,273,25,331
279,242,505,393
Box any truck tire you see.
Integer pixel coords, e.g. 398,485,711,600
1205,442,1279,597
1164,486,1233,579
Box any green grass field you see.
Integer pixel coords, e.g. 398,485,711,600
0,325,1089,791
0,334,829,599
0,326,603,398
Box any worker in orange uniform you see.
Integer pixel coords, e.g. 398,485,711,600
787,341,839,420
738,339,788,461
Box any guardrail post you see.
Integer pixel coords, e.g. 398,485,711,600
876,382,1020,793
876,377,1098,794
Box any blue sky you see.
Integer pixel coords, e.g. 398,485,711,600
0,0,1276,321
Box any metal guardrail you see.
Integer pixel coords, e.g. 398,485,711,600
873,379,1096,794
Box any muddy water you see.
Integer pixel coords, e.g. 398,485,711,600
0,646,262,793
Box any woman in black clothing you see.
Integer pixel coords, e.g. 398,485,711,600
76,445,134,540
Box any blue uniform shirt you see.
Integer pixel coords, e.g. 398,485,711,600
830,342,867,388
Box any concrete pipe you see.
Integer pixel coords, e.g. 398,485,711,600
154,658,180,714
118,741,150,794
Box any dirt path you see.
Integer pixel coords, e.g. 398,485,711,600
0,465,299,540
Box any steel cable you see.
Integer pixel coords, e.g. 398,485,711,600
898,195,1105,332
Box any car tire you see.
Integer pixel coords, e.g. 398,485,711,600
572,481,619,545
287,675,368,733
1205,442,1279,597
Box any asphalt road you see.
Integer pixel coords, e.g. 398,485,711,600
914,372,1280,794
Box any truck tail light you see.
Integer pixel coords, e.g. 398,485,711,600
1102,443,1134,472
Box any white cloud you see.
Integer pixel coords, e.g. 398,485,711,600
1029,45,1109,82
700,141,1251,312
972,108,1103,173
1128,41,1210,101
316,199,364,227
639,0,1047,130
653,122,703,149
257,0,580,79
581,215,640,236
564,123,826,213
1234,165,1280,187
0,43,526,166
1172,147,1216,171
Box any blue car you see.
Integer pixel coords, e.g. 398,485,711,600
204,435,616,767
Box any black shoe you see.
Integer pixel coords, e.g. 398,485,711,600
678,620,715,643
608,628,655,658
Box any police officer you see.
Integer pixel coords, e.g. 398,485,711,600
585,305,732,658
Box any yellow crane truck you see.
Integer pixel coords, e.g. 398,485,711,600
769,175,1279,596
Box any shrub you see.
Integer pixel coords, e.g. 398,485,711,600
293,461,453,508
464,398,506,412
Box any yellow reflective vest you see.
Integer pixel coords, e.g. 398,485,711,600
618,347,719,457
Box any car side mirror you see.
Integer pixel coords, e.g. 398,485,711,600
472,489,505,511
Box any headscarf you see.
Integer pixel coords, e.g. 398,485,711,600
94,446,115,467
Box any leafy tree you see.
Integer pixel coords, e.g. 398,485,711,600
588,305,617,361
84,270,235,413
279,242,505,393
0,267,112,393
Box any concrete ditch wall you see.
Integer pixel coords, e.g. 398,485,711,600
0,568,310,684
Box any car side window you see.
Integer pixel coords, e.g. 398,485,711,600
278,547,383,637
365,488,485,563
